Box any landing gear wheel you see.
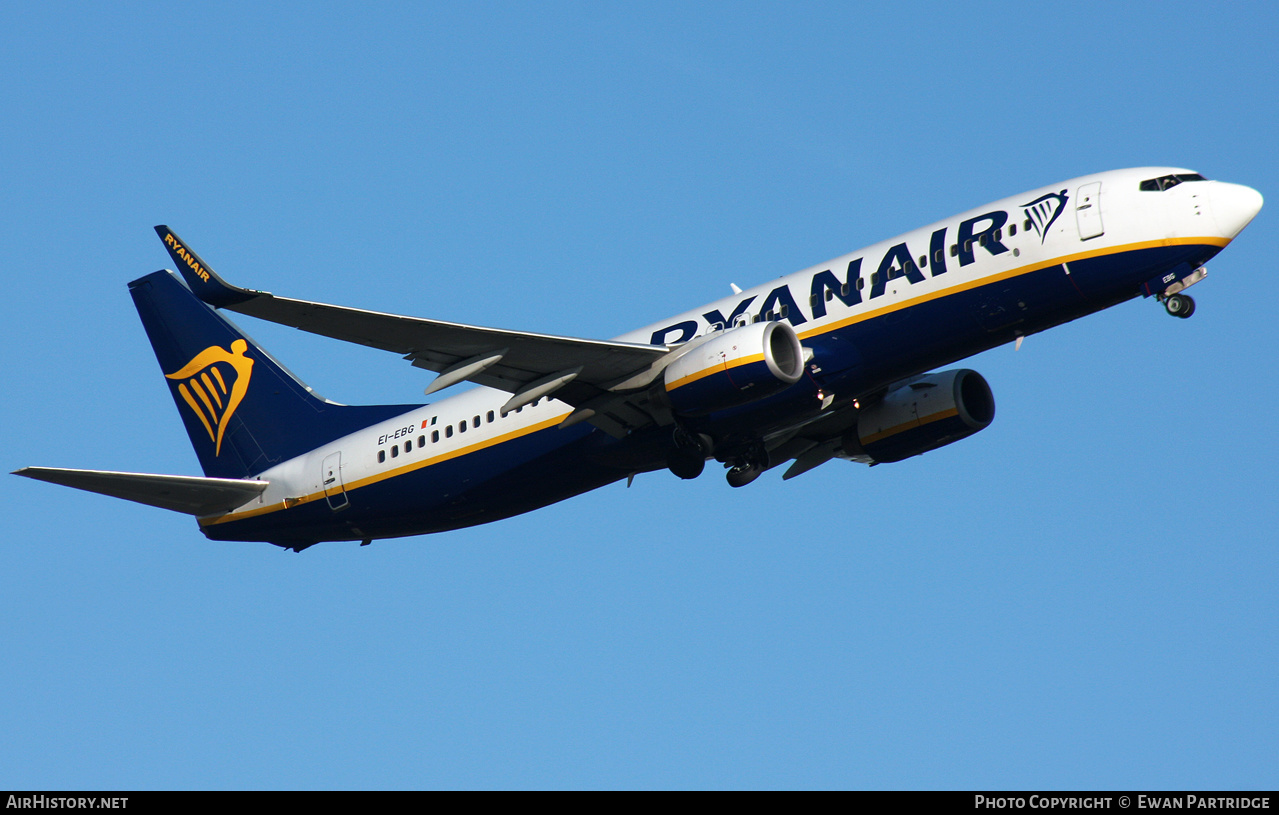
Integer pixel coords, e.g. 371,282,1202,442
667,427,711,479
726,463,762,488
1165,293,1195,319
667,448,706,480
724,441,769,488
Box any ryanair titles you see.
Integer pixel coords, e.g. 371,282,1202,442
163,231,212,284
650,209,1012,345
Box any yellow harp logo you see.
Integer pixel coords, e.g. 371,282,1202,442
166,340,254,456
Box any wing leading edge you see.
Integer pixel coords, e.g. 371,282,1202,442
155,226,671,436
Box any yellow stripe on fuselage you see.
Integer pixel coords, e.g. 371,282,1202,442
795,236,1227,343
199,411,574,527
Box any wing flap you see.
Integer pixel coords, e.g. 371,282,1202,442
14,467,268,516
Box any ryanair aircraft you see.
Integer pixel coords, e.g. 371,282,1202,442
15,168,1262,550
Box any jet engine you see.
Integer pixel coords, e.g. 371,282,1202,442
843,369,995,464
662,321,804,416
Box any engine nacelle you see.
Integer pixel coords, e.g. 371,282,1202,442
842,369,995,463
662,321,805,416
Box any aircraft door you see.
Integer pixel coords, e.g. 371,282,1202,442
322,451,349,511
1075,182,1104,240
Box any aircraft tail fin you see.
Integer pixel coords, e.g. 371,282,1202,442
130,269,418,479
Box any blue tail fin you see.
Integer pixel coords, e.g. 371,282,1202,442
130,270,419,479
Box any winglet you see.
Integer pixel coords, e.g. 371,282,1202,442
153,225,264,308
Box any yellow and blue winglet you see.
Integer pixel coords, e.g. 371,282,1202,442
154,225,262,308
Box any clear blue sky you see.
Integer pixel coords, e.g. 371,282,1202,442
3,1,1276,790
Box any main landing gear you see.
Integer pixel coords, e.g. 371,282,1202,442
1164,293,1196,319
725,441,769,488
666,427,713,480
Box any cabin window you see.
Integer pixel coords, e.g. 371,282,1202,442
964,239,973,253
445,426,453,438
993,228,1002,241
871,272,879,287
1008,223,1017,237
978,234,988,247
378,450,386,463
487,411,495,423
431,430,439,443
856,276,864,290
403,439,412,452
459,422,466,433
418,434,425,447
919,255,927,268
934,249,944,264
473,416,480,428
391,445,399,458
950,244,958,257
779,304,789,318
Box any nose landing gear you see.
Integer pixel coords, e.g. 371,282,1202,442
1164,293,1196,319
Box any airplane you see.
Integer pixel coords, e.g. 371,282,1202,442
14,168,1263,551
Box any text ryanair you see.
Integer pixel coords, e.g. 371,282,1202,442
650,209,1012,345
163,232,211,283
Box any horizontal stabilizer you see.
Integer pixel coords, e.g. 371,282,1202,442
13,467,268,516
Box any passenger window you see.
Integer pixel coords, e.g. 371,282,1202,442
934,249,944,264
487,411,495,423
919,255,927,268
432,430,439,443
1023,219,1032,231
856,277,865,290
391,445,399,458
459,422,466,433
445,426,453,438
418,435,425,447
950,244,958,257
1008,223,1017,236
378,450,386,463
473,416,480,428
779,304,789,318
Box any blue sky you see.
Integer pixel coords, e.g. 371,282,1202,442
3,1,1276,789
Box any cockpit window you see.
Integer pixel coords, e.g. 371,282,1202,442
1139,173,1208,192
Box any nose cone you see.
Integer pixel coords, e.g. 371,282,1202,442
1211,182,1264,239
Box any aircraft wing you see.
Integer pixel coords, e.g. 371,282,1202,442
13,467,268,516
156,227,673,435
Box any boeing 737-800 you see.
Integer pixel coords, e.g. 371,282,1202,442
15,168,1263,550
